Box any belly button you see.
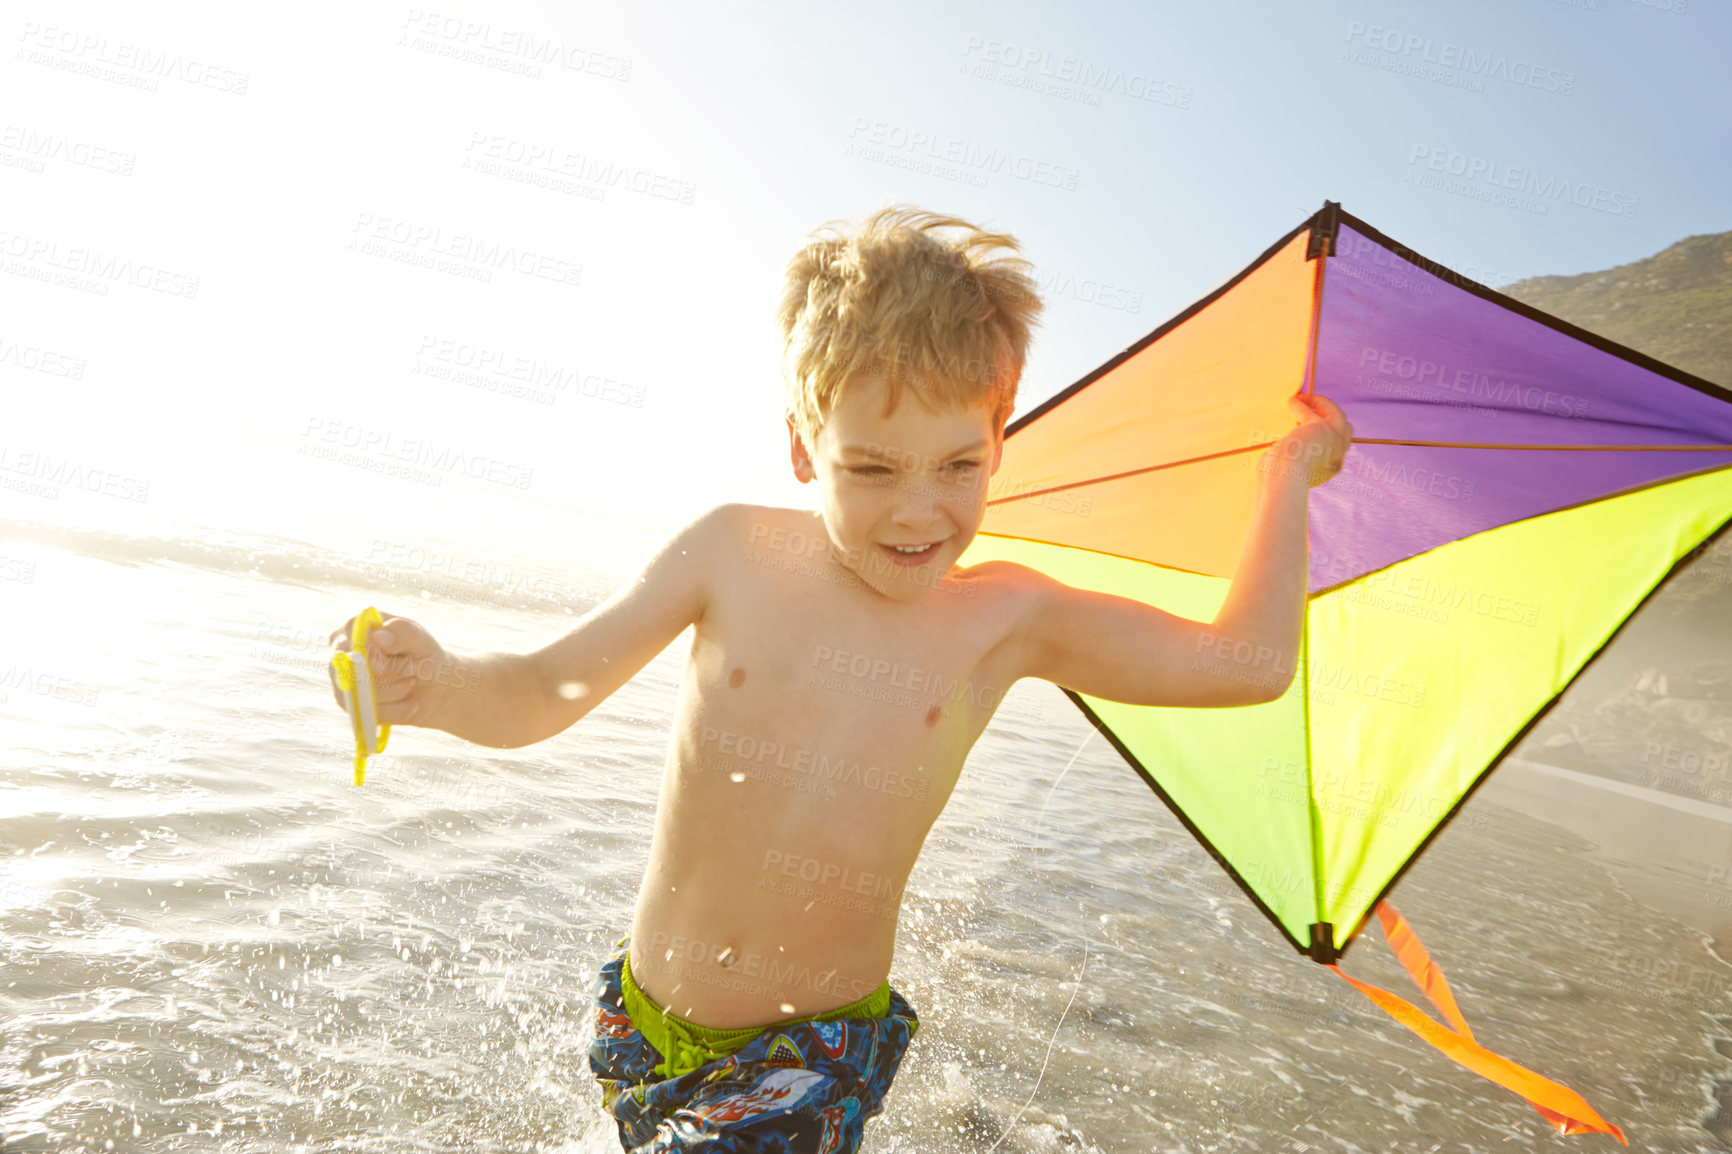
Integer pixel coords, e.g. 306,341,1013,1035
728,667,747,688
925,704,942,727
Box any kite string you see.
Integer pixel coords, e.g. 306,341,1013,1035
1023,730,1094,850
986,934,1090,1154
986,727,1096,1152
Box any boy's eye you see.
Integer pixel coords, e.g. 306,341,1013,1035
845,460,978,480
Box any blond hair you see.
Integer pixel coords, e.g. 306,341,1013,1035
776,203,1043,446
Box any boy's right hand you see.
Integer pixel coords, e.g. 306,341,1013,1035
327,611,452,727
1270,392,1353,487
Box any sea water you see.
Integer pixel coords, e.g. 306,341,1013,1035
2,516,1728,1153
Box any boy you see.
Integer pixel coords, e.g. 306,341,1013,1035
328,204,1351,1151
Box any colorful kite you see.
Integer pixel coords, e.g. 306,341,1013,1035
959,202,1732,1141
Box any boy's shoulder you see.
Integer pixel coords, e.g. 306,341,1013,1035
665,503,829,581
949,554,1058,595
682,502,821,553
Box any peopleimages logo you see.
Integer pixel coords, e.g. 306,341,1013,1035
846,119,1081,191
15,21,251,94
958,36,1193,109
0,125,136,176
1356,346,1591,420
0,334,86,379
348,212,583,287
299,417,534,490
1344,22,1575,94
462,132,696,205
398,8,632,80
1405,145,1639,219
0,444,149,502
0,228,200,297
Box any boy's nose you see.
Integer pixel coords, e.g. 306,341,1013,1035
890,473,940,525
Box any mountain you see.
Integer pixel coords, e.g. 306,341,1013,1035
1500,229,1732,389
1498,227,1732,803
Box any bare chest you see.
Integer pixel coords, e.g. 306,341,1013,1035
667,539,1021,836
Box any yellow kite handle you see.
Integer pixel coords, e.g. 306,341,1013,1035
330,606,391,785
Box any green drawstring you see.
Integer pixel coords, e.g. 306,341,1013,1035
665,1032,726,1078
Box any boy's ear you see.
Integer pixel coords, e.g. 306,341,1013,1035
787,413,816,483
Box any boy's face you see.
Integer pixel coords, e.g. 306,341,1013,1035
789,374,1004,603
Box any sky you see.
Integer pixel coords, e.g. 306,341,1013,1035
2,0,1726,576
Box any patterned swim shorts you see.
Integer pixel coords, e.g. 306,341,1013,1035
587,937,919,1152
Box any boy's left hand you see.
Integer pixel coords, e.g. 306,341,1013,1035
1269,392,1353,487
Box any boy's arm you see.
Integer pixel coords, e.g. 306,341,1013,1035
1007,394,1348,709
354,503,729,748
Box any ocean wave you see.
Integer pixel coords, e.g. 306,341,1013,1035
0,516,616,615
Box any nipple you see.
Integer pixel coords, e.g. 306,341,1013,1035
728,667,747,688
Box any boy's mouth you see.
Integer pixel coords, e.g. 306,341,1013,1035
878,540,944,566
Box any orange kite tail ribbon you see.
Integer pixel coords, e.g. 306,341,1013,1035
1329,901,1626,1145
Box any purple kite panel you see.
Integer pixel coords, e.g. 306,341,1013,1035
1308,223,1732,589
